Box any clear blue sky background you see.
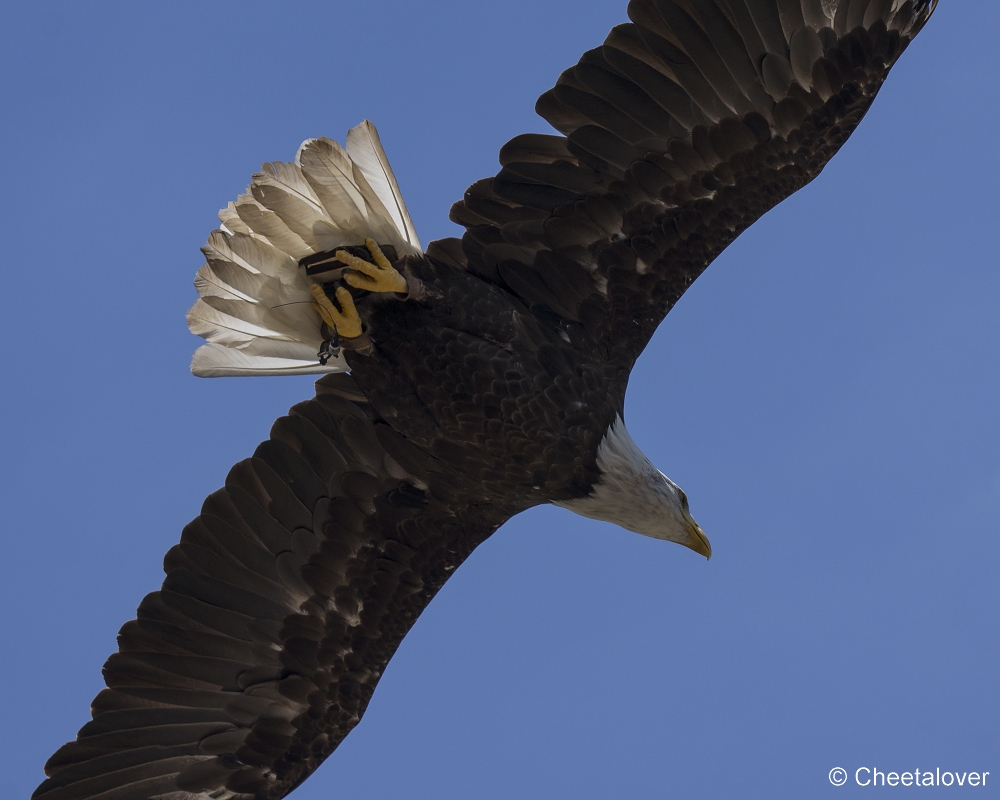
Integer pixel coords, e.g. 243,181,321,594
1,2,997,797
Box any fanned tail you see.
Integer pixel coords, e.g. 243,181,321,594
187,121,421,378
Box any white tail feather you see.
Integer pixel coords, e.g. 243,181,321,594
192,343,347,378
187,120,420,378
218,202,252,236
346,120,421,253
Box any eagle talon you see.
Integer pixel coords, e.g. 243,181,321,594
336,238,408,294
310,284,363,339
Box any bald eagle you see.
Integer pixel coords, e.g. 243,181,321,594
34,1,937,798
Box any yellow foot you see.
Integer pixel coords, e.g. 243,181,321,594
310,284,362,339
336,238,407,294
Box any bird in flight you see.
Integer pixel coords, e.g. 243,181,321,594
34,1,937,798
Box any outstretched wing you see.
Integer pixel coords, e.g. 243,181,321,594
34,374,505,800
441,0,936,368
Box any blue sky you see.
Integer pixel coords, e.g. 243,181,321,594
1,2,997,797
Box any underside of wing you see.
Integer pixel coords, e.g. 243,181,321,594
442,0,936,367
34,374,504,800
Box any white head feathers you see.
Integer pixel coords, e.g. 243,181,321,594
555,416,711,557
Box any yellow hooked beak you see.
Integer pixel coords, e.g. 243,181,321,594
681,511,712,559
